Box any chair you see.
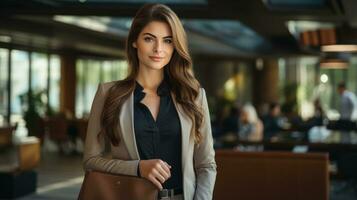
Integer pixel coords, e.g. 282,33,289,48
45,115,69,142
75,119,88,141
0,125,16,147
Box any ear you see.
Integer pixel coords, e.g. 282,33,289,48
132,42,137,48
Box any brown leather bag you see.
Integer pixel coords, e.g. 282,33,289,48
78,170,158,200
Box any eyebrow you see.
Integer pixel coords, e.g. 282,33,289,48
143,33,172,39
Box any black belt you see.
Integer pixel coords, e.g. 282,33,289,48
158,188,183,198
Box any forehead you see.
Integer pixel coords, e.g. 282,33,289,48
140,21,172,37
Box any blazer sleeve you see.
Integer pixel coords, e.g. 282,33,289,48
83,83,139,176
193,88,217,200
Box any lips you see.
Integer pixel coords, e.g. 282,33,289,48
149,56,163,62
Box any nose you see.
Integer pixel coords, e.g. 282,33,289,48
153,40,163,53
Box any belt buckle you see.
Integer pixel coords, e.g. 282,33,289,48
159,189,169,199
169,189,175,198
159,189,174,198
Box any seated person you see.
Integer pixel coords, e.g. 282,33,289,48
262,102,284,140
222,106,240,135
238,104,263,142
304,99,327,132
312,98,325,126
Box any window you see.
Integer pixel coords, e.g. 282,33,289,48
11,50,29,124
102,61,113,82
85,60,101,116
49,55,61,113
297,57,319,119
76,58,128,118
279,56,357,120
319,61,356,119
0,48,8,124
31,53,48,94
2,49,61,137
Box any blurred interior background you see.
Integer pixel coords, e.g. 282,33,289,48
1,0,357,199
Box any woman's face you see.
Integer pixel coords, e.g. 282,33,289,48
133,21,174,71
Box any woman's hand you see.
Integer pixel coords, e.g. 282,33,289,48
139,159,171,190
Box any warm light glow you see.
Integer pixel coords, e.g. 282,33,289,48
321,45,357,52
320,74,328,83
320,59,348,69
256,58,263,70
224,79,235,91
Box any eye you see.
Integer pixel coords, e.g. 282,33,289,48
144,37,153,42
164,39,173,44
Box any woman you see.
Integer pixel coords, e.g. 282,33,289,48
238,104,263,142
83,3,216,200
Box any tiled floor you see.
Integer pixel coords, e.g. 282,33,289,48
12,152,357,200
18,152,84,200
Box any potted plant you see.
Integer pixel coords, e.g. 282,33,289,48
19,89,47,137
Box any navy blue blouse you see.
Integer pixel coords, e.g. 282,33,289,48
134,79,183,190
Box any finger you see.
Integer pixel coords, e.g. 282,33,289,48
149,175,163,190
164,162,172,169
157,164,170,180
156,162,170,178
160,161,171,177
153,170,166,183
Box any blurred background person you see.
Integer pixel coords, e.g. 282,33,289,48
262,102,284,141
222,106,240,137
337,82,357,121
238,104,263,142
312,98,325,126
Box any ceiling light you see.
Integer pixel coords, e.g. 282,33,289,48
320,59,348,69
320,74,328,83
54,16,108,33
0,35,11,43
321,45,357,52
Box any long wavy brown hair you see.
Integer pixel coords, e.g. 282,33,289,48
100,3,203,146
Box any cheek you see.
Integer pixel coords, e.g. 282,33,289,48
136,48,144,61
136,44,150,60
137,43,149,54
166,47,174,58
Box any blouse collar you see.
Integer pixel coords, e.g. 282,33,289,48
134,77,171,103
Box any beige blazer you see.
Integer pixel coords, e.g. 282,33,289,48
83,82,217,200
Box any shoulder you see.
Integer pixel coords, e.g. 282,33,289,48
98,81,118,94
198,87,206,100
346,91,357,98
194,87,207,105
199,87,206,94
342,91,356,102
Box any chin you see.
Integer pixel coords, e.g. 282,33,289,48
148,62,168,70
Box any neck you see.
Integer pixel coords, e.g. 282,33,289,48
136,67,164,92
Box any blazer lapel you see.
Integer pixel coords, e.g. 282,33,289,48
120,92,140,160
171,93,192,173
